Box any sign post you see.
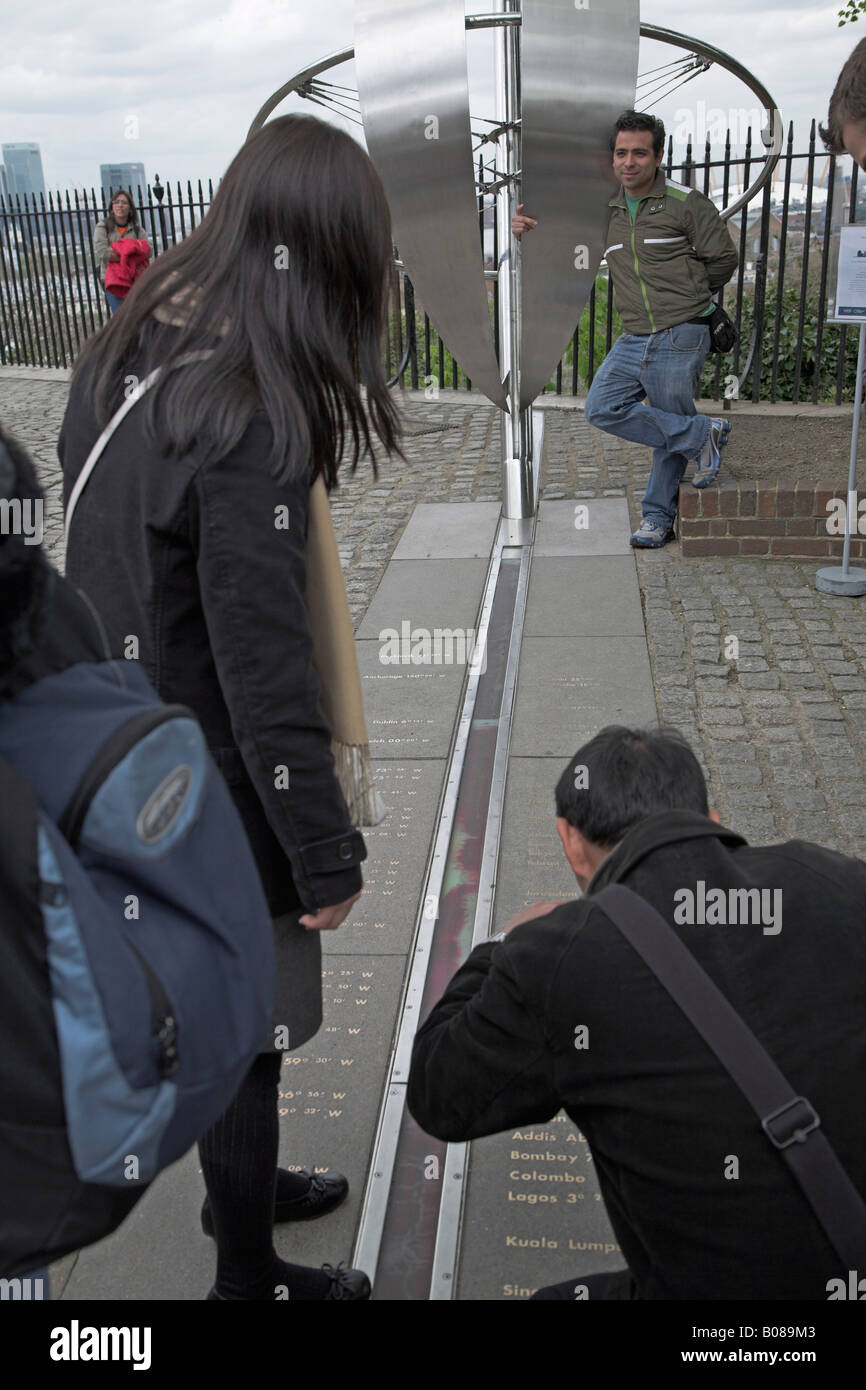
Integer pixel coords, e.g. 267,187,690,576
817,220,866,597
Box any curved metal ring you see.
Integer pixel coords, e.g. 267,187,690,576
385,322,413,388
247,18,781,223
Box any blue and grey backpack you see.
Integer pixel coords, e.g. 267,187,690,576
0,644,275,1278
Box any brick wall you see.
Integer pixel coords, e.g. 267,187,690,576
677,481,866,559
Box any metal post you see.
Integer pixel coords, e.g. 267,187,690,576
816,321,866,596
842,336,862,577
495,0,534,520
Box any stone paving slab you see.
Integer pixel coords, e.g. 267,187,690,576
355,558,488,640
534,498,632,555
525,557,644,637
512,637,657,757
391,501,501,559
322,759,447,957
358,643,468,759
493,757,581,932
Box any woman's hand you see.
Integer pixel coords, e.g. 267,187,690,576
300,889,362,931
108,250,121,262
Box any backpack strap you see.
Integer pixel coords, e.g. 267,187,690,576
594,882,866,1272
64,351,214,540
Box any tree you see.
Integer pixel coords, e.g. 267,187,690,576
838,2,866,25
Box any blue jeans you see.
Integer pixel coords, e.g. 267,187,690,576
585,324,712,527
104,289,125,315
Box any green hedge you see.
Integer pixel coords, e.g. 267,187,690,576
699,286,860,404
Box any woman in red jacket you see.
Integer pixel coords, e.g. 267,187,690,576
92,190,150,315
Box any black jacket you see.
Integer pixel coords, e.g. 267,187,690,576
58,345,365,916
408,810,866,1299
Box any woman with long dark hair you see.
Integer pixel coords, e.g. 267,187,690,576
60,114,401,1300
92,189,150,316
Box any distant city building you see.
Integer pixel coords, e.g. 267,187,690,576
0,164,8,203
100,162,147,207
1,143,46,203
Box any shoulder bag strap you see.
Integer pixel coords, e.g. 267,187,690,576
594,881,866,1272
64,351,213,541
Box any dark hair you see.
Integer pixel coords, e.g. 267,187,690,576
76,115,401,488
820,37,866,155
609,110,666,159
555,725,709,846
0,424,50,696
104,187,142,239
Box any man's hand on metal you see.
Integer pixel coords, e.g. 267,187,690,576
511,203,538,239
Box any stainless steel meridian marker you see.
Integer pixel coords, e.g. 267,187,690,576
355,0,508,410
518,0,640,408
247,22,783,233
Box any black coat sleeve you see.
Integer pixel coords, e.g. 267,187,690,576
190,423,365,912
407,928,563,1142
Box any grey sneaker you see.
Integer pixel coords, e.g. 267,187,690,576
692,417,731,488
630,517,676,548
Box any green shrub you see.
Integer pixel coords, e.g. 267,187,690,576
699,285,859,404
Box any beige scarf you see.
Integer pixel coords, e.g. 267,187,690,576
153,295,386,826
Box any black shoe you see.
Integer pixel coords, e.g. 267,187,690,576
201,1168,349,1238
322,1263,371,1301
205,1263,371,1302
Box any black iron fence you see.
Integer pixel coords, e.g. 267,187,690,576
0,177,214,368
1,123,861,404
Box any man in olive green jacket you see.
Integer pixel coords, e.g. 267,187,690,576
514,110,738,548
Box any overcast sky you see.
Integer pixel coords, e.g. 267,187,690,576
0,1,860,194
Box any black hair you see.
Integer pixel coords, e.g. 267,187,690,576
609,110,666,159
75,114,402,489
820,36,866,154
0,424,50,697
555,725,709,847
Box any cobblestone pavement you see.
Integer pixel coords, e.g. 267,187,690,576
3,371,865,861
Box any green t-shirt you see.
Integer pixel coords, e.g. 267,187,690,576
625,190,713,316
625,192,642,222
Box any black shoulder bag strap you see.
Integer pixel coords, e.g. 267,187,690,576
594,882,866,1271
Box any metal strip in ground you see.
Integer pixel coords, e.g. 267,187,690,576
369,552,520,1298
353,418,542,1297
351,523,505,1284
429,516,537,1299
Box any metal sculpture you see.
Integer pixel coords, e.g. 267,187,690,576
249,7,782,520
355,0,508,410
